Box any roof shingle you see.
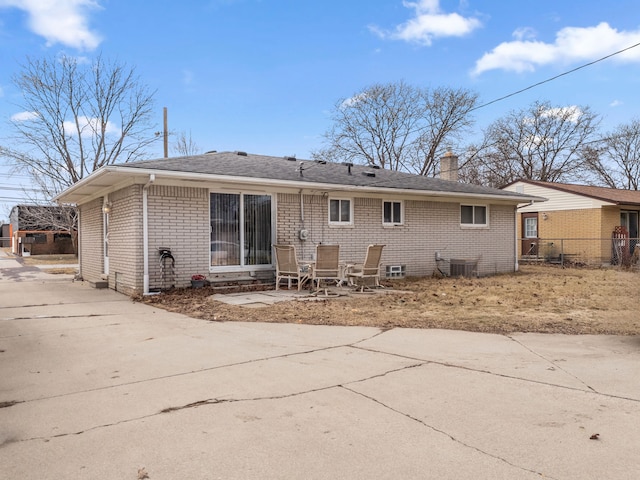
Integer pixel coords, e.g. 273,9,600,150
123,151,535,199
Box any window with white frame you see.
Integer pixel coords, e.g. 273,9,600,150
210,192,273,267
329,198,352,225
524,217,538,238
460,204,487,226
383,200,403,225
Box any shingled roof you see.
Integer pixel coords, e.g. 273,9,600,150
511,179,640,206
120,151,536,199
57,151,544,204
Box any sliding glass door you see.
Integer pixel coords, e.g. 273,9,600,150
210,193,272,267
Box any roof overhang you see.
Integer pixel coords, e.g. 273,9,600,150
55,165,546,206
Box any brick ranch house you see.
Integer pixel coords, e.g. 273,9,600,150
55,151,542,295
502,179,640,264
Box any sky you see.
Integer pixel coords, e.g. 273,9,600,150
1,0,640,221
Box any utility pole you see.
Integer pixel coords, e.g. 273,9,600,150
163,107,168,158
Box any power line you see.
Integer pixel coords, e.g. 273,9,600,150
0,173,33,178
471,41,640,112
0,185,45,192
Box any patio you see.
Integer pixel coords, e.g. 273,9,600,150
209,284,397,308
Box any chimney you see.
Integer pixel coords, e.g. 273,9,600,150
440,151,459,182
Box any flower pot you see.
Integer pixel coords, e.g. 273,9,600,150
191,280,205,288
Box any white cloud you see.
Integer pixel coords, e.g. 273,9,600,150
512,27,537,41
540,105,582,123
11,111,39,121
63,116,119,136
473,22,640,76
0,0,102,50
610,99,623,107
341,92,368,109
370,0,482,46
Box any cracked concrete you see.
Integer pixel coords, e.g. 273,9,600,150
1,269,640,479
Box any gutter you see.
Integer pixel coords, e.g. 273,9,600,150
142,174,155,295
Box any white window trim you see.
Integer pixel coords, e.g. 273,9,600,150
209,191,275,272
460,204,489,228
382,200,404,226
524,217,537,238
328,197,353,226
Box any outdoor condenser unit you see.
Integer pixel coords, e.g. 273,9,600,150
449,259,478,277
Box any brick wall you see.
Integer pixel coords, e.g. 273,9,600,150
278,193,516,276
147,185,210,289
79,186,210,294
517,208,622,262
81,187,520,293
538,208,602,240
79,198,104,284
107,186,144,295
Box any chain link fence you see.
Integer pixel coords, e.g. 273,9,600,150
519,237,639,269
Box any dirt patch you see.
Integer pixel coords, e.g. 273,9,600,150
20,254,78,266
140,265,640,335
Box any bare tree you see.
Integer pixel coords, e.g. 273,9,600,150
584,120,640,190
14,204,77,232
1,53,157,200
312,81,478,175
172,130,202,156
463,101,600,187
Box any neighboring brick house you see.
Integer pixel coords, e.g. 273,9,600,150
9,205,77,256
502,180,640,264
55,151,541,295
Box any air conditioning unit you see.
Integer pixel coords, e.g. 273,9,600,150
385,265,406,278
449,259,478,277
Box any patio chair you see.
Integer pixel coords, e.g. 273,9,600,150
310,244,341,296
346,244,385,292
273,244,308,291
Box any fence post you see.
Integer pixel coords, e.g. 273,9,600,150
560,239,564,266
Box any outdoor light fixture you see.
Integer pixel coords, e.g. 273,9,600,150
542,212,548,220
102,202,112,214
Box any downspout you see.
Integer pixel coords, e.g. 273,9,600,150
514,205,519,272
77,208,82,280
103,196,110,277
143,174,156,294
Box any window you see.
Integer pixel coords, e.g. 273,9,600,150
461,205,487,226
26,233,47,244
383,201,403,225
524,217,537,238
210,193,272,267
329,198,352,225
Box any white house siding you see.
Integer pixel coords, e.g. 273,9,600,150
78,198,104,285
277,193,516,277
147,185,210,290
504,182,612,211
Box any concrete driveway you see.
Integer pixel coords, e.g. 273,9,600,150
1,259,640,479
